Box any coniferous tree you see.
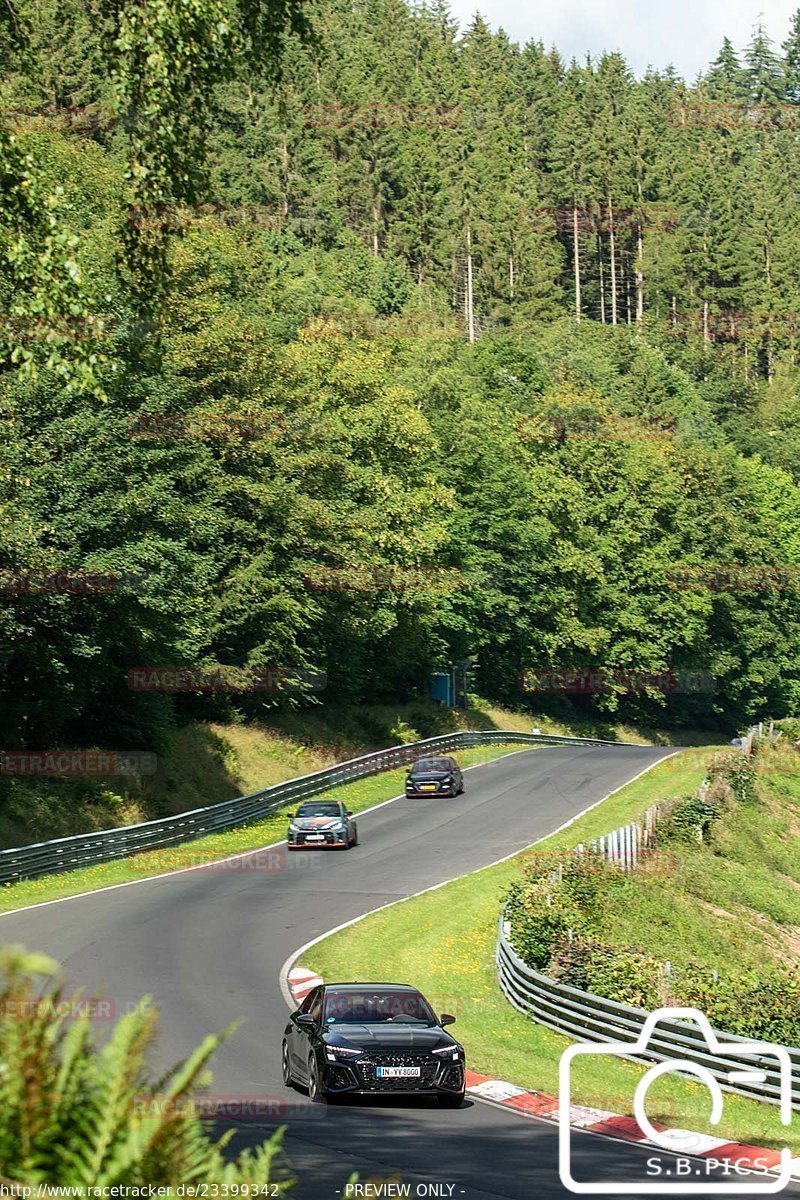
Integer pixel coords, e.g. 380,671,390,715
704,37,749,99
745,19,786,101
782,10,800,101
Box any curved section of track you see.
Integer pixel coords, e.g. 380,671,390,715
2,744,782,1200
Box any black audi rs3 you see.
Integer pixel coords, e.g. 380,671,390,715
282,983,465,1106
405,755,464,798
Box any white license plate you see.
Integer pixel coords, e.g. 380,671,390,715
377,1066,421,1078
305,834,325,841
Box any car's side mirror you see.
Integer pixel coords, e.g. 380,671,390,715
440,1013,456,1027
296,1013,316,1027
345,809,352,816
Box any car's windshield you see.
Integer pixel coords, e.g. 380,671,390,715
324,990,436,1025
411,758,451,773
295,803,341,817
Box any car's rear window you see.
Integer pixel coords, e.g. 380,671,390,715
412,758,451,772
296,802,341,817
323,989,436,1025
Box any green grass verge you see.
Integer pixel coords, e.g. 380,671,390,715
0,744,526,914
305,747,800,1154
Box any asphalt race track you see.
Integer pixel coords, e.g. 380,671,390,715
2,744,795,1200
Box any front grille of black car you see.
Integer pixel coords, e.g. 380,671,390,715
296,830,335,843
358,1052,438,1091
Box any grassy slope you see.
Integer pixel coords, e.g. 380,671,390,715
588,743,800,976
0,697,718,849
306,747,800,1153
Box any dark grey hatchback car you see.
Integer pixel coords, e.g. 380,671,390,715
405,755,464,798
282,983,465,1107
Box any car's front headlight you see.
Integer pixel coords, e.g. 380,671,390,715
289,823,300,832
432,1045,461,1059
325,1045,362,1062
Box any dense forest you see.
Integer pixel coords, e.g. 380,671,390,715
2,0,800,775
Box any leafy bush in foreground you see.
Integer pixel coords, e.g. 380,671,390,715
0,947,293,1190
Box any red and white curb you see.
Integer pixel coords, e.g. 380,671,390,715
288,967,323,1003
464,1069,798,1180
287,967,796,1180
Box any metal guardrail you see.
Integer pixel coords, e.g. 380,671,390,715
497,912,800,1109
0,728,641,886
